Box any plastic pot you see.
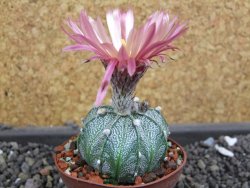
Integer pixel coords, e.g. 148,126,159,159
54,138,187,188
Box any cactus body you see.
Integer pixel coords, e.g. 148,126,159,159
78,105,169,184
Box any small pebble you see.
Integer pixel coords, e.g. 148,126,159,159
168,161,177,170
54,145,64,153
154,167,165,178
45,181,53,188
33,148,40,156
176,181,185,188
59,178,63,184
21,162,30,173
85,165,94,173
135,176,142,185
64,142,71,151
69,141,76,150
47,175,53,182
142,172,157,183
18,172,29,181
0,155,6,167
69,163,78,171
242,182,249,188
64,168,71,175
201,137,215,147
65,157,72,162
25,157,35,166
78,172,83,178
177,159,182,166
10,142,19,150
215,144,234,157
209,165,219,172
168,151,174,157
7,150,17,161
40,167,50,176
24,178,39,188
14,178,21,185
197,159,206,170
224,136,237,146
168,141,172,147
73,149,78,155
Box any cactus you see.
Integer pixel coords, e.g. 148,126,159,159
63,8,186,185
78,105,169,184
77,69,170,184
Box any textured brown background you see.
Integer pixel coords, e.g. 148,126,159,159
0,0,249,126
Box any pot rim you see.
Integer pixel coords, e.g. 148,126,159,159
54,137,187,188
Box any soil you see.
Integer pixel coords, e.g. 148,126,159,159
54,136,184,186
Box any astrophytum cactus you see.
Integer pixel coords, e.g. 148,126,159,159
64,9,186,184
78,69,170,184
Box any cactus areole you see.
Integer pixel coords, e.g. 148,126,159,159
63,9,187,185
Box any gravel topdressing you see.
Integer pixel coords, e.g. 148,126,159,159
177,134,250,188
0,134,250,188
0,142,65,188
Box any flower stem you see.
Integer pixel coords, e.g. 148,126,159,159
110,66,147,114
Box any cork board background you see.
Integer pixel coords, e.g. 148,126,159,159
0,0,249,126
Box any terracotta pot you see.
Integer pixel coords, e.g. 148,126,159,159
54,138,187,188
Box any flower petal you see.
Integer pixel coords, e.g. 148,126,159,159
101,43,118,57
137,20,187,60
127,58,136,76
94,61,117,106
135,23,156,58
80,35,110,58
118,45,129,61
167,23,188,43
117,45,129,69
146,45,177,59
62,30,85,44
63,44,94,52
66,18,84,35
124,10,134,40
129,26,144,57
90,17,112,43
79,11,102,44
106,9,122,50
82,55,103,63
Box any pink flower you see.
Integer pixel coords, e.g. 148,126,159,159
63,9,187,106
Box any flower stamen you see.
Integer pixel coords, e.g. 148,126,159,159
121,39,127,47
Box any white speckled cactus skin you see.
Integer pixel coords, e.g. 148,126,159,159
78,105,169,184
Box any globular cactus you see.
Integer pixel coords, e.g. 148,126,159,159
78,105,169,184
63,8,186,185
77,69,170,184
